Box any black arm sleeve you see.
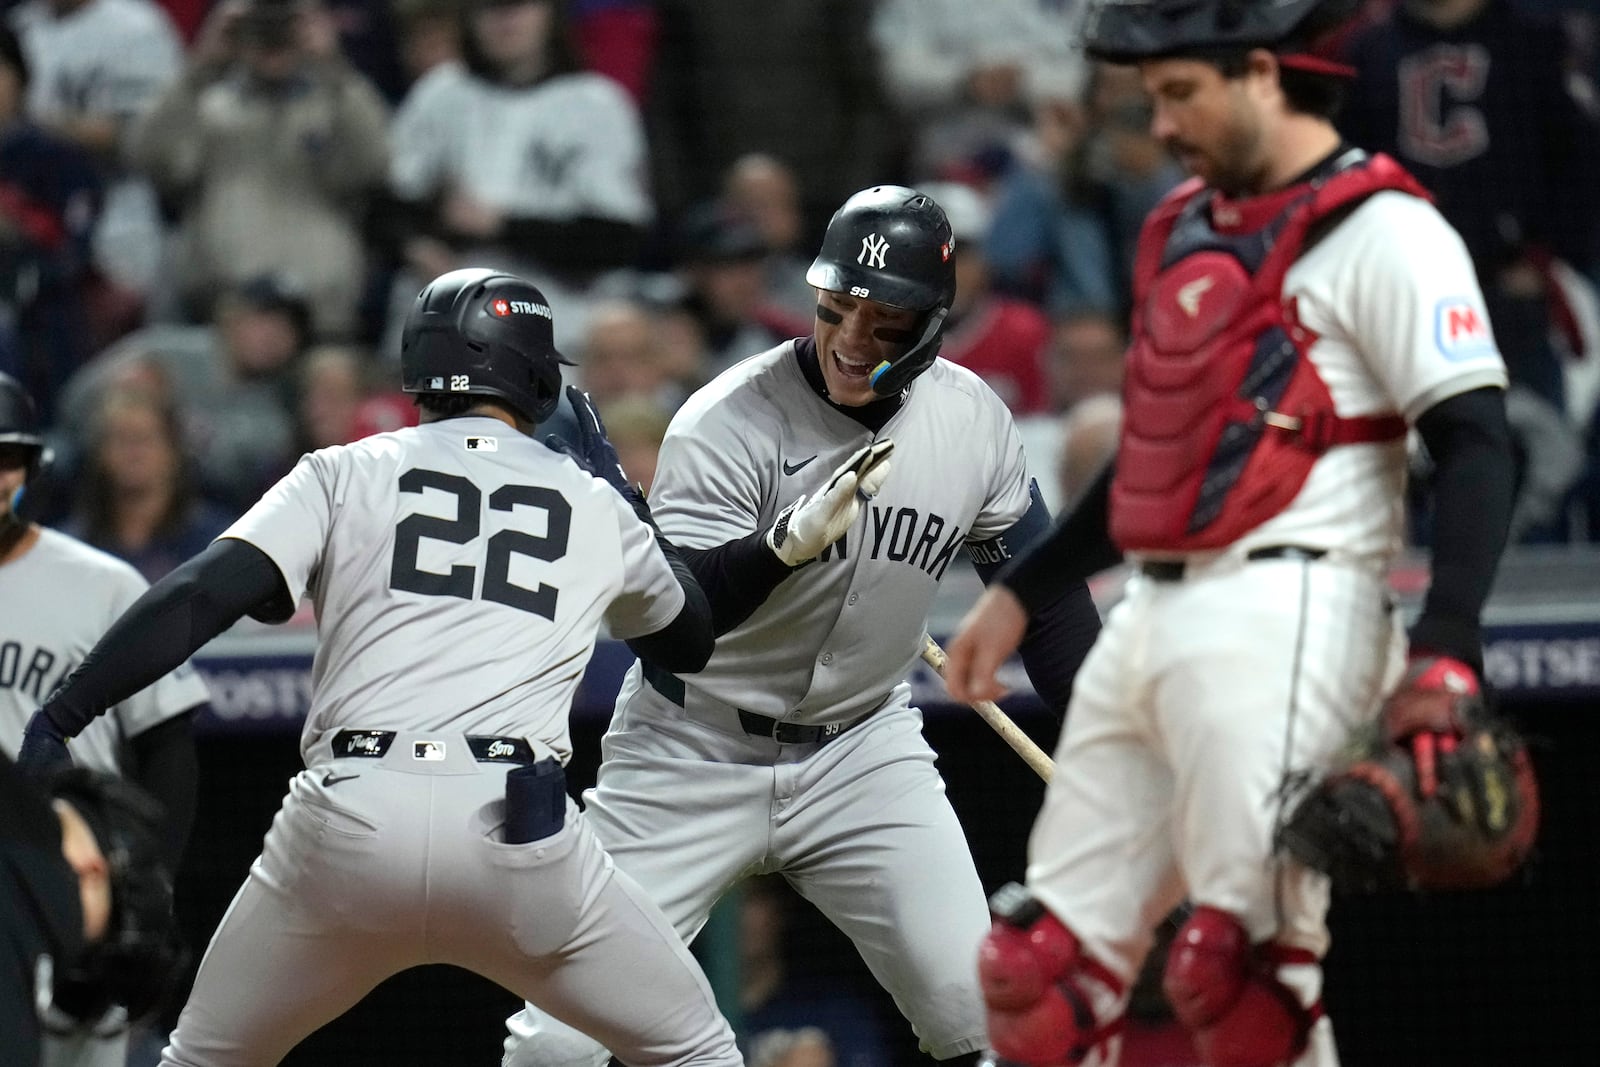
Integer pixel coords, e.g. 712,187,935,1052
679,532,795,636
970,481,1103,716
42,539,292,738
624,536,716,674
127,712,200,869
1410,386,1515,671
998,463,1123,615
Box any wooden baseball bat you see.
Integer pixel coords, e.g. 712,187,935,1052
920,634,1055,783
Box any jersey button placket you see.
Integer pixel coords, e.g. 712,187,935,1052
820,652,833,665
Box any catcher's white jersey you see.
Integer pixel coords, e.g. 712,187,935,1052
652,343,1033,723
389,64,651,226
1230,189,1508,565
1020,187,1510,1067
221,416,682,767
0,528,209,773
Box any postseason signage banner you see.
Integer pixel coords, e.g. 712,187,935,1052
189,621,1600,735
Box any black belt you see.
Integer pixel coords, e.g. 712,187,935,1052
1138,545,1327,582
330,729,538,764
641,663,871,746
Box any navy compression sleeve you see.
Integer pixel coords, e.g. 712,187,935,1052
971,481,1103,715
624,537,716,674
1410,386,1515,670
128,711,200,867
679,532,795,635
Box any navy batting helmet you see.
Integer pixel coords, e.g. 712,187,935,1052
1083,0,1362,65
401,268,575,425
807,185,957,397
0,371,51,521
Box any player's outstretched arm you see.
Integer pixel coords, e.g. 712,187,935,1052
945,586,1030,705
552,387,715,673
17,540,291,773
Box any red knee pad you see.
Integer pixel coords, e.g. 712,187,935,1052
1162,906,1319,1067
977,884,1123,1067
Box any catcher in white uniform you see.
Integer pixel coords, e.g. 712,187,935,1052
945,2,1518,1066
16,269,743,1067
505,186,1104,1066
1,370,210,1067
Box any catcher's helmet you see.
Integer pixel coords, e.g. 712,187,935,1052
401,268,575,425
807,185,957,397
1083,0,1361,64
43,768,186,1030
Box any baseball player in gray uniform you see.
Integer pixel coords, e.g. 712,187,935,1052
1,370,210,1067
506,186,1104,1066
16,269,744,1067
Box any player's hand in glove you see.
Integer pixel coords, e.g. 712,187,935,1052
767,440,894,567
17,709,73,777
546,386,654,526
1380,654,1480,799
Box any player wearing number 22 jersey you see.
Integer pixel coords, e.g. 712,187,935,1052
505,187,1104,1066
15,269,742,1067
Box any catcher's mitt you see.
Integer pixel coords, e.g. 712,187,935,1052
1277,703,1540,893
43,768,187,1031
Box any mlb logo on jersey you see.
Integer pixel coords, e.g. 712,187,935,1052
465,436,499,452
1434,297,1496,360
414,741,446,761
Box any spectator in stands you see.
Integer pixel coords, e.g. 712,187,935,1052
62,384,234,582
394,0,461,86
1342,0,1600,411
596,393,671,492
61,274,310,513
738,875,894,1067
0,24,101,419
7,0,182,310
385,0,650,354
722,153,819,324
297,343,366,449
1050,307,1126,412
870,0,1087,184
987,61,1184,316
643,0,890,240
577,297,685,408
672,200,806,376
129,0,391,341
1055,392,1121,507
920,180,1053,415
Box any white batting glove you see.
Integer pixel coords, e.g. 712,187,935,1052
767,440,894,566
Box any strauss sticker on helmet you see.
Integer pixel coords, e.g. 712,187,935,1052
490,298,553,319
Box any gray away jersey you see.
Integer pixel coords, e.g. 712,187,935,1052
651,343,1033,723
221,417,683,765
0,528,210,773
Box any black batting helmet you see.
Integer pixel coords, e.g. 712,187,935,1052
401,268,575,425
807,185,957,397
1083,0,1362,65
0,371,51,522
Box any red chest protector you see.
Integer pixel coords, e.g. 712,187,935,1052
1110,152,1426,553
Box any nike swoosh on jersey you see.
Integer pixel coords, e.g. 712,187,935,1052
322,772,361,787
783,456,818,475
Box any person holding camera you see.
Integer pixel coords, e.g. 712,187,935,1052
127,0,390,339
